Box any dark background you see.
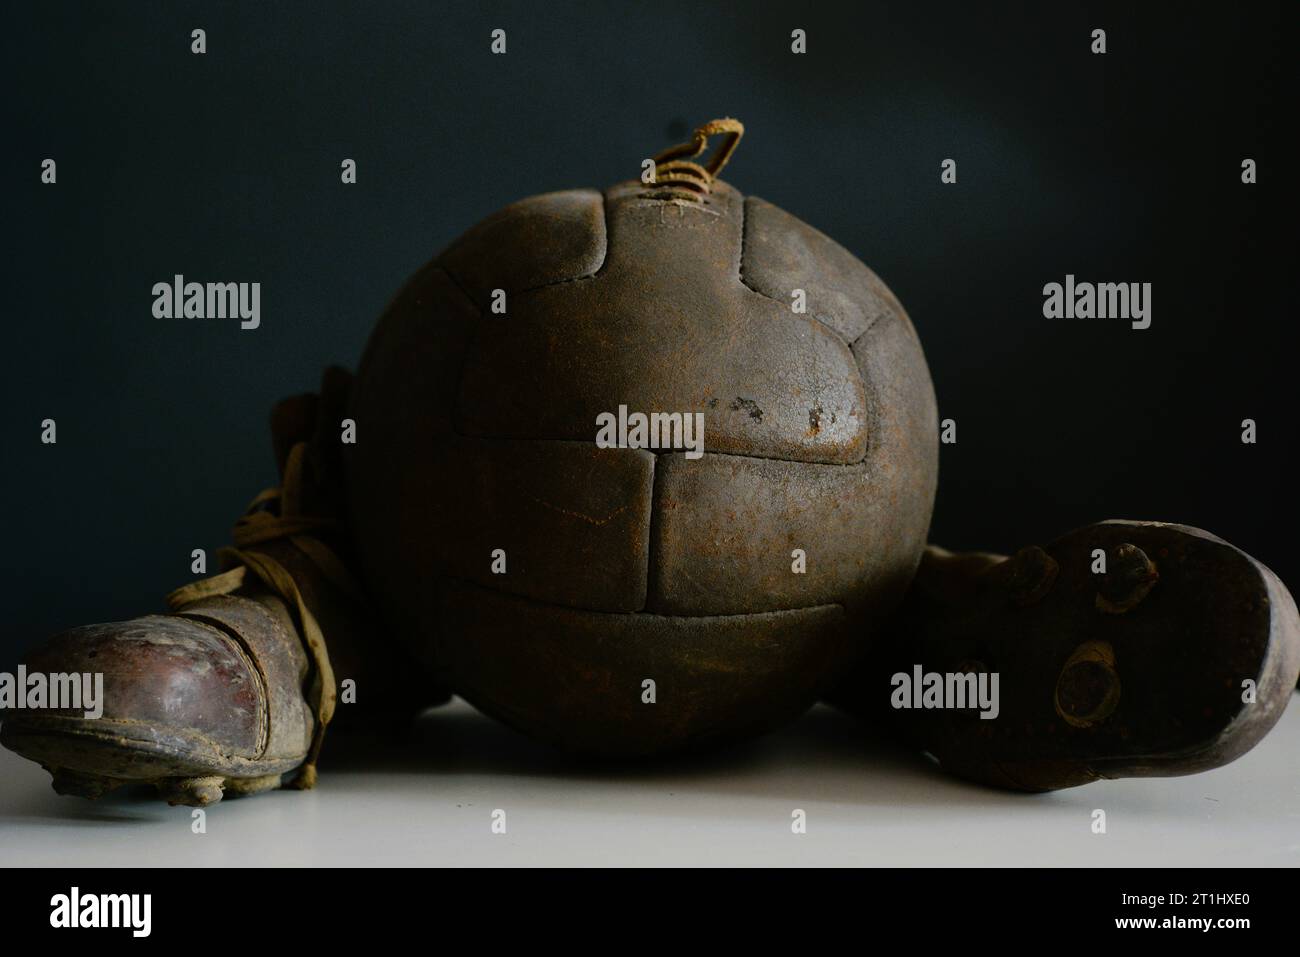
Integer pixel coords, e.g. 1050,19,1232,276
1,1,1293,666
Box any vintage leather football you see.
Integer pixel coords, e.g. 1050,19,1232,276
344,120,939,755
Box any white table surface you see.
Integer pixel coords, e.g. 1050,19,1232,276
2,695,1297,867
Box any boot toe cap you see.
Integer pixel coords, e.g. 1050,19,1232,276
1,615,268,780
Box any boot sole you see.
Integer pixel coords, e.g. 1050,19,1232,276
0,714,303,806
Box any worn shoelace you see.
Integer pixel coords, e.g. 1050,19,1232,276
165,441,351,789
646,117,744,199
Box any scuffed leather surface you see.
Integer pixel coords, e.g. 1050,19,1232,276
438,189,607,304
179,594,313,763
18,614,262,758
453,181,868,464
433,579,849,756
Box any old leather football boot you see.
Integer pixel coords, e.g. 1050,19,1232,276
3,586,319,806
0,369,444,805
828,520,1300,790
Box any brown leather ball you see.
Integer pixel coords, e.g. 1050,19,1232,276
344,171,937,755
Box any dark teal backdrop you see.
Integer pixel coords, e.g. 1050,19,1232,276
1,1,1292,664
